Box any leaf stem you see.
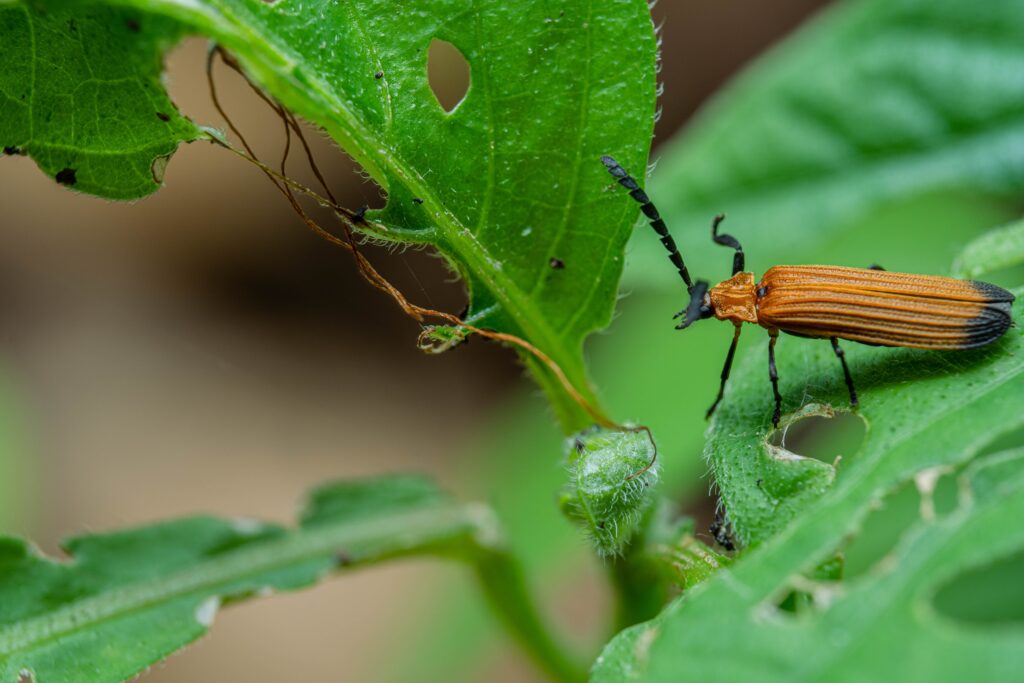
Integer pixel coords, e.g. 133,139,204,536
463,507,589,683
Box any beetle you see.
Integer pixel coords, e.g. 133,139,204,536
602,156,1016,427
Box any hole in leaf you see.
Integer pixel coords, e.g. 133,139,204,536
428,39,470,113
769,553,844,616
915,466,959,521
842,465,960,581
55,167,77,186
769,410,866,466
842,478,920,579
933,548,1024,625
151,154,170,185
976,426,1024,459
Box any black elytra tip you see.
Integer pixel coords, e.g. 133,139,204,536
549,257,565,269
55,168,77,186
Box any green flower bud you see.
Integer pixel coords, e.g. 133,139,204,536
560,427,659,556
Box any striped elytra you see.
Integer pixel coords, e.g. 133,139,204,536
752,265,1014,349
602,155,1017,428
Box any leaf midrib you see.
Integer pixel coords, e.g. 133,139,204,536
121,0,596,393
0,503,475,658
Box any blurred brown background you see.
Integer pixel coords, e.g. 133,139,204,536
0,1,826,681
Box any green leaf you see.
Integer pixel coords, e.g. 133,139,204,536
953,216,1024,279
591,269,1024,680
593,445,1024,682
380,197,1015,683
0,2,204,198
710,310,1023,546
625,0,1024,291
0,476,582,683
5,0,659,428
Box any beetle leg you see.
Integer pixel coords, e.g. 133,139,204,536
830,337,859,407
711,214,745,275
706,324,743,419
768,330,782,428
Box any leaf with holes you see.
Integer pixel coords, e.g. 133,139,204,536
3,0,659,428
590,223,1024,679
0,476,571,683
0,3,204,198
593,446,1024,682
624,0,1024,291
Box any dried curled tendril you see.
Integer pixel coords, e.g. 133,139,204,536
203,46,655,459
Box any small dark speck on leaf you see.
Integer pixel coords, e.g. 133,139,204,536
549,257,565,269
756,478,763,488
55,168,77,186
336,551,354,567
3,146,22,156
126,18,141,33
67,19,77,33
412,197,424,204
156,111,171,122
374,70,384,79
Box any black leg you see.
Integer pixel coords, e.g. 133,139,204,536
768,330,782,428
711,214,745,275
830,337,859,407
706,324,743,419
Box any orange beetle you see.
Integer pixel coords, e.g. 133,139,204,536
602,156,1015,427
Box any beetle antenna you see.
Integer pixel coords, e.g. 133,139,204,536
711,214,745,275
601,155,693,289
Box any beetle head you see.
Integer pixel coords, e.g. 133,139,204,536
674,280,714,330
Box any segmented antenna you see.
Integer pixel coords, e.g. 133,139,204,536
601,155,692,289
711,214,745,275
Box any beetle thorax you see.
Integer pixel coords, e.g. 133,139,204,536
710,272,758,324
